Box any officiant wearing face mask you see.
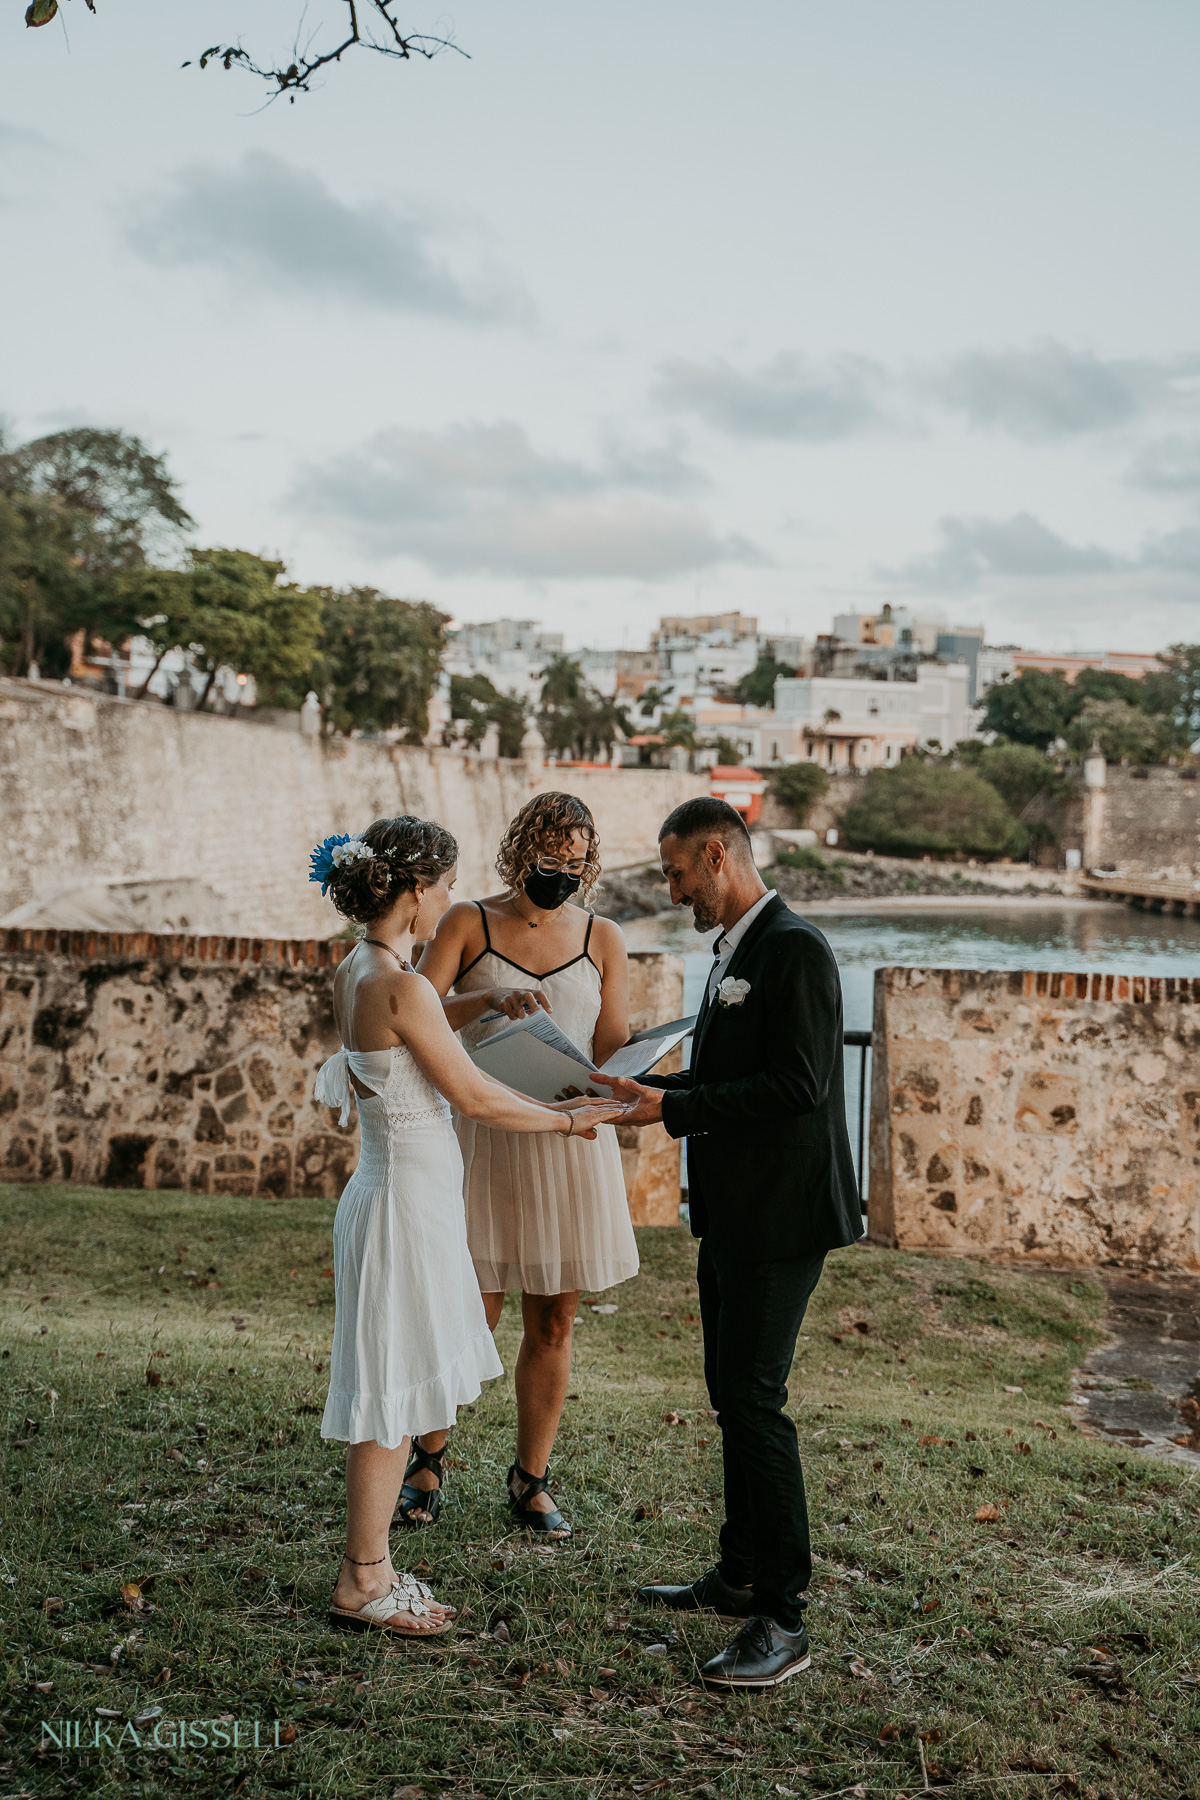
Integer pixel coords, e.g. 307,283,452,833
416,793,639,1540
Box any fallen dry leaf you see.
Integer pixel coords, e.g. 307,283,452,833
1015,1441,1033,1456
119,1582,144,1609
492,1619,512,1644
277,1724,298,1745
41,1596,65,1614
847,1656,873,1679
661,1411,683,1426
918,1434,941,1447
975,1503,1002,1522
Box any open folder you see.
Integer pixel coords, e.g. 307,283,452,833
466,1012,696,1106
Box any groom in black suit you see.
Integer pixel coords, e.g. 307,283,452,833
595,796,861,1689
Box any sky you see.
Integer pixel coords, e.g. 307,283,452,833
3,0,1200,653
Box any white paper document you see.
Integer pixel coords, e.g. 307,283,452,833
466,1011,695,1105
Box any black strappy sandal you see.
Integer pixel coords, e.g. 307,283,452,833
506,1459,572,1540
398,1439,446,1528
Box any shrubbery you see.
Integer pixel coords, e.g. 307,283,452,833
765,761,829,824
842,759,1028,858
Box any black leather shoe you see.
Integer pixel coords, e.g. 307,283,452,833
636,1565,755,1619
700,1615,811,1689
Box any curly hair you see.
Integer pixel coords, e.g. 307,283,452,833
326,815,458,926
495,791,600,905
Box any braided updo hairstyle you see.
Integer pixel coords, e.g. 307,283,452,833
326,816,458,926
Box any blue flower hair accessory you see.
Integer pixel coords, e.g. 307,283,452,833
309,833,375,895
309,832,424,895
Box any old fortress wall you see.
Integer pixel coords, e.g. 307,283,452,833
869,965,1200,1268
0,679,705,938
0,931,685,1226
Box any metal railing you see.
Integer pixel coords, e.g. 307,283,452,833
844,1029,872,1214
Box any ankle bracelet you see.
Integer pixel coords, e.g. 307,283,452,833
344,1554,386,1566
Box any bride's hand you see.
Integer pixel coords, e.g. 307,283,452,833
547,1096,632,1139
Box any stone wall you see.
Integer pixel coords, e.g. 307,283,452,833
0,679,704,937
869,965,1200,1268
0,930,684,1225
1022,764,1200,879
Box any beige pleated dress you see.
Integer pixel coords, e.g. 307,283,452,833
453,904,640,1296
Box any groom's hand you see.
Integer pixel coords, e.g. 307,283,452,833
589,1073,663,1126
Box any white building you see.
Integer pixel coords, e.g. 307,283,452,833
443,619,563,702
773,663,975,768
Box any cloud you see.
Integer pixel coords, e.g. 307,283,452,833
890,511,1200,599
286,421,761,578
930,340,1200,439
126,151,532,323
652,352,890,440
0,119,54,154
893,512,1120,590
1128,434,1200,493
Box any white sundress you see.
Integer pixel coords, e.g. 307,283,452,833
315,1043,502,1449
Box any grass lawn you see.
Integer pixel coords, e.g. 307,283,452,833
1,1182,1198,1800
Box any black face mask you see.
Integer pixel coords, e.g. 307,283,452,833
523,868,582,911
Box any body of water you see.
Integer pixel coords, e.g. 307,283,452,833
622,900,1200,1199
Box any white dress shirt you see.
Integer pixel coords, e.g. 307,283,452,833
705,888,775,1004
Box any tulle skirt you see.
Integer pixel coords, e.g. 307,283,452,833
457,1118,640,1296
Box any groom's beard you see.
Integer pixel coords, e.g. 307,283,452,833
683,873,722,934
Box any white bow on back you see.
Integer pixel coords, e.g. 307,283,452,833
313,1047,395,1126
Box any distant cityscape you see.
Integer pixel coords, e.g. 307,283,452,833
443,609,1162,773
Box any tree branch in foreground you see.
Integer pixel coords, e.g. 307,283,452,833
26,0,465,100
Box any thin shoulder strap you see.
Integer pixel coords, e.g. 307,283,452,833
583,912,596,964
475,899,492,949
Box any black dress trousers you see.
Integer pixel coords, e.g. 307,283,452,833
696,1238,826,1632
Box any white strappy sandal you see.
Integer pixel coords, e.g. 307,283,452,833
328,1572,456,1636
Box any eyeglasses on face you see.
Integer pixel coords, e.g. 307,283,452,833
535,855,591,876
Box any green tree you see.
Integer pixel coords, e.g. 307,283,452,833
1070,667,1149,713
958,740,1065,815
164,549,324,711
0,488,94,676
0,426,193,677
318,589,448,737
982,668,1073,749
1154,643,1200,739
0,428,192,573
449,672,527,758
538,655,628,759
661,709,696,749
842,761,1028,858
765,761,829,825
704,735,742,767
1065,698,1181,765
734,653,796,708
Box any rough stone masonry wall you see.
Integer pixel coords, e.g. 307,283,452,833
0,932,684,1226
1023,765,1200,879
869,966,1200,1268
0,679,704,936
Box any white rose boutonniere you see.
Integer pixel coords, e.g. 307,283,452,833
717,976,751,1008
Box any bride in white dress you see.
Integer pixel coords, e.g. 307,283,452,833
311,814,627,1637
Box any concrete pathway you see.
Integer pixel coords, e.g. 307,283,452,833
1070,1271,1200,1469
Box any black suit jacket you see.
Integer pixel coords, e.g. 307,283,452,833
646,892,861,1263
